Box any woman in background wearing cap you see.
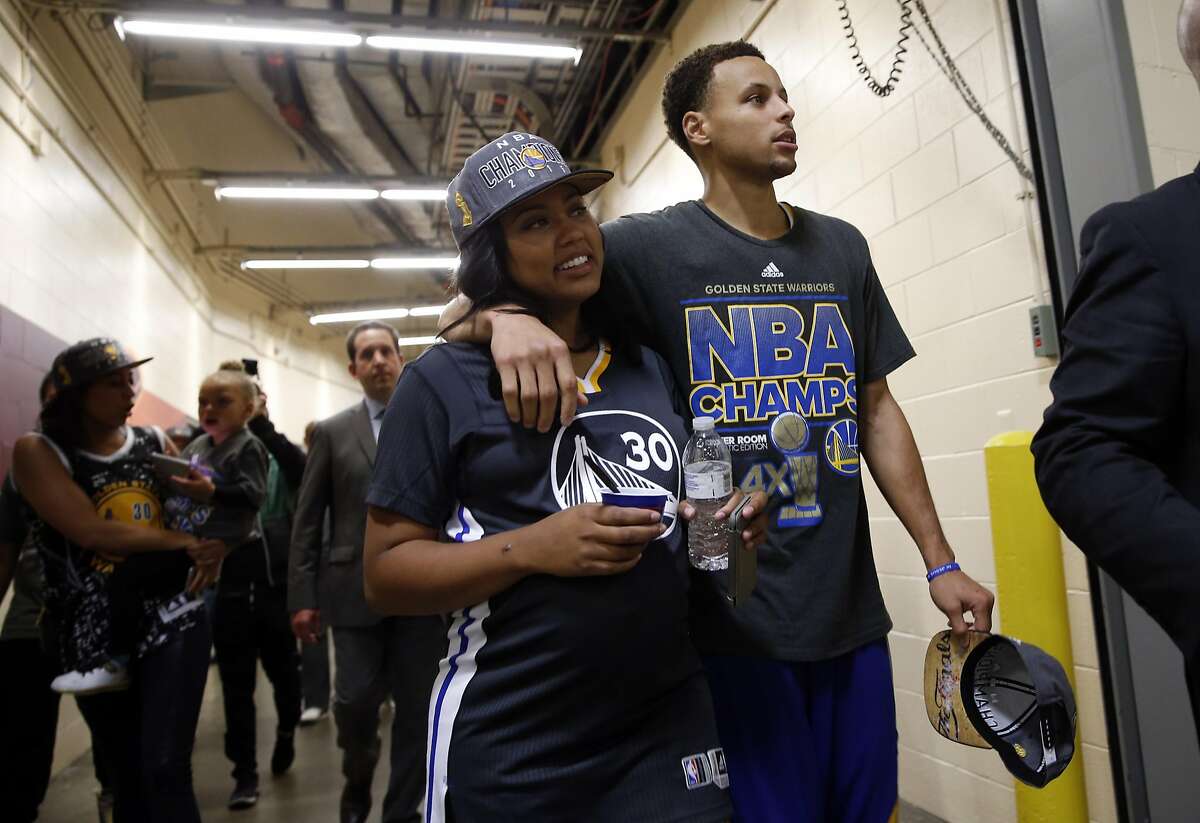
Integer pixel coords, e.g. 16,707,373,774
12,338,226,823
363,134,766,822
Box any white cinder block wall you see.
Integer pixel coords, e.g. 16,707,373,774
1125,0,1200,184
592,1,1129,820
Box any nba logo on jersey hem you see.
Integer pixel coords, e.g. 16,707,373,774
681,753,713,789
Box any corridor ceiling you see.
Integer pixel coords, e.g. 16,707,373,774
43,0,685,342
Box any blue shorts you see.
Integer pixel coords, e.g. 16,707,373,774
703,638,899,823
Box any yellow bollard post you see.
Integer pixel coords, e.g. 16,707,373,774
984,431,1089,823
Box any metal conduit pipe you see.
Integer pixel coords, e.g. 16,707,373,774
552,0,624,139
571,0,670,156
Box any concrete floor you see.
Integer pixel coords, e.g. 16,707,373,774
39,666,948,823
39,665,392,822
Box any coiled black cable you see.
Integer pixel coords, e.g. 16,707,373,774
835,0,913,97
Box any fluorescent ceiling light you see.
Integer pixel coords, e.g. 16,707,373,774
366,34,581,64
310,307,411,324
117,19,363,48
216,186,379,201
408,304,452,317
397,336,440,347
242,259,370,270
371,256,460,270
308,305,450,327
380,188,448,202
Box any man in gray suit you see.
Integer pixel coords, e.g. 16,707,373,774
289,321,445,823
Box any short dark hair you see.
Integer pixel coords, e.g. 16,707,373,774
661,40,766,159
346,321,400,362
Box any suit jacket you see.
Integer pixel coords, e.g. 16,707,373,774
1032,165,1200,663
288,400,379,627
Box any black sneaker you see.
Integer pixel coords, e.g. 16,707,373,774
228,777,259,810
271,731,295,775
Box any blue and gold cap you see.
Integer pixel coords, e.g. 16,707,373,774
446,132,613,248
50,337,152,392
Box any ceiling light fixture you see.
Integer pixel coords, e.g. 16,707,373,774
116,18,363,48
309,307,412,324
366,34,582,64
380,188,448,202
371,256,460,270
241,259,370,270
407,304,452,317
216,186,379,201
308,304,451,326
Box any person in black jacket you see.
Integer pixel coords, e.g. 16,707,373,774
1032,0,1200,746
199,361,304,810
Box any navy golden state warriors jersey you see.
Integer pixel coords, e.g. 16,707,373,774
368,343,729,823
602,201,915,662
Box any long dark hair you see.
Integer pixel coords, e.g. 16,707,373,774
40,384,90,452
443,218,639,360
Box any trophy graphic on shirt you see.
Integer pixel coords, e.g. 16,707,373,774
770,412,823,527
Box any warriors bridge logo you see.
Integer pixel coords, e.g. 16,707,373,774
549,410,681,540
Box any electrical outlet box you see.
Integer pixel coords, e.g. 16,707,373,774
1029,305,1059,357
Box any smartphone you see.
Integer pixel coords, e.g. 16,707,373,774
725,496,757,607
151,453,193,480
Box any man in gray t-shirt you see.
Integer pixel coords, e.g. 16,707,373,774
443,42,995,822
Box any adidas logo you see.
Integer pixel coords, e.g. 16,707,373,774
761,261,784,278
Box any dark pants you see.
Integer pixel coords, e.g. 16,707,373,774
213,581,302,782
332,617,445,823
302,627,331,712
0,638,61,823
76,616,211,823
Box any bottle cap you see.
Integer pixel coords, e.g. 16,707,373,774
693,416,716,432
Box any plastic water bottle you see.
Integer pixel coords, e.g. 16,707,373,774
684,417,734,570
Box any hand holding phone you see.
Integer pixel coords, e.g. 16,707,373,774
151,453,193,481
725,495,757,607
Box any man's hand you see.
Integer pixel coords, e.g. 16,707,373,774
929,568,995,638
491,312,588,432
679,489,770,552
292,608,322,645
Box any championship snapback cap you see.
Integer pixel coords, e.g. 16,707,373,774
50,337,152,393
446,131,612,248
924,630,1077,788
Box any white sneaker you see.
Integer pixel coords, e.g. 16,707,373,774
51,661,131,695
299,706,327,726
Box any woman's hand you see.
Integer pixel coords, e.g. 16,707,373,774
187,560,221,594
170,468,215,502
186,537,228,567
679,489,770,552
524,504,665,577
492,312,588,432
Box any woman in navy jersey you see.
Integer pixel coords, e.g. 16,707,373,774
12,338,226,823
363,134,767,823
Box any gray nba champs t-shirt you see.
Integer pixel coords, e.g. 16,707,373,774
601,200,915,661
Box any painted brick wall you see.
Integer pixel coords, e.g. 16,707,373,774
1125,0,1200,183
591,1,1117,820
